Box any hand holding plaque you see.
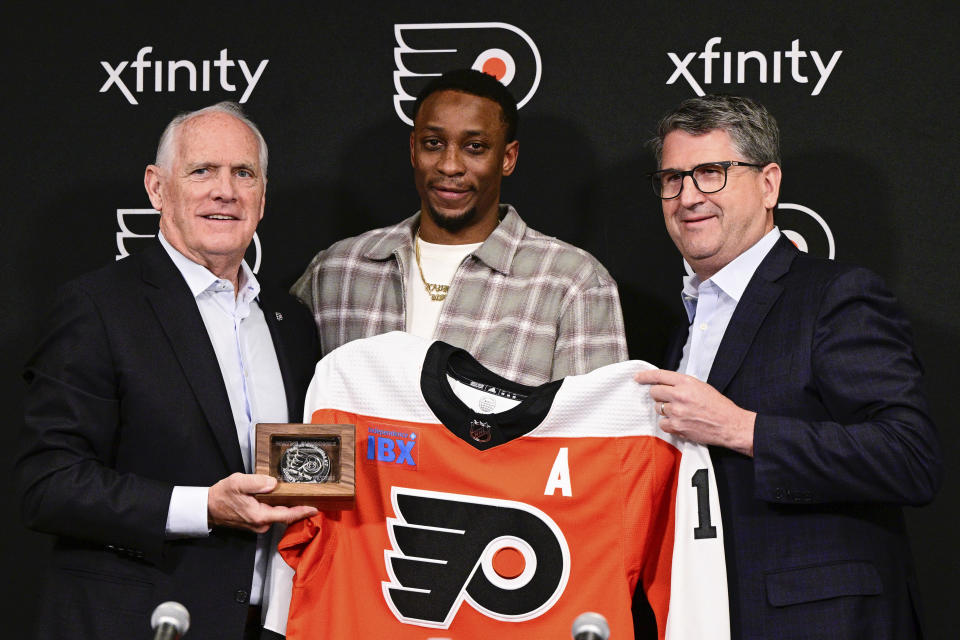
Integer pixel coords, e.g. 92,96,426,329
254,423,356,509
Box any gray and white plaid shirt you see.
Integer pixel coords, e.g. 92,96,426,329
291,205,627,385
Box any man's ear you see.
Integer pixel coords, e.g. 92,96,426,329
144,165,164,211
502,140,519,176
760,162,782,210
257,184,266,222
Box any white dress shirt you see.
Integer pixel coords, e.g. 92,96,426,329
158,231,288,605
677,228,782,380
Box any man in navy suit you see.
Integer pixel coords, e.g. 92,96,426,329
635,95,941,639
16,102,318,639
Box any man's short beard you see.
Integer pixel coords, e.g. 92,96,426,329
425,204,479,234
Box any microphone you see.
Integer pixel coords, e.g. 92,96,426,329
150,601,190,640
571,611,610,640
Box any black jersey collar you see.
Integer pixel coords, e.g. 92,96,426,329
420,341,563,451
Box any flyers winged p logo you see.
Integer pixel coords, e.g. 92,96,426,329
116,208,262,272
383,487,570,629
393,22,542,126
116,208,163,262
776,203,836,259
682,202,834,276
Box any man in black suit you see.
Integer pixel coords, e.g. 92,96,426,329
15,102,319,639
635,95,941,639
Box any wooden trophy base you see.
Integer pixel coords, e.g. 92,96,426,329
254,423,355,509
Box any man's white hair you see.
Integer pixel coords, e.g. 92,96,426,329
154,101,268,177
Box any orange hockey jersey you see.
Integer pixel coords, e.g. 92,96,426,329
267,332,728,639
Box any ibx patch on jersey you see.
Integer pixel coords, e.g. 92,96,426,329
365,425,421,470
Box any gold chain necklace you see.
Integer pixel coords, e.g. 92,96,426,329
414,231,450,302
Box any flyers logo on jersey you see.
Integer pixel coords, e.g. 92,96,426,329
383,487,570,629
393,22,543,126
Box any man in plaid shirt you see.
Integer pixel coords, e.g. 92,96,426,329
291,69,626,385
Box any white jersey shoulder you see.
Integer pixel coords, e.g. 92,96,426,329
531,359,667,440
302,331,436,423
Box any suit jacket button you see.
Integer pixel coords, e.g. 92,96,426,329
774,488,785,500
235,589,249,604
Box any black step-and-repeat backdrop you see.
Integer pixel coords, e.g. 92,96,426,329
3,2,957,637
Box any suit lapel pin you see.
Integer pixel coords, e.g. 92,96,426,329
275,312,283,321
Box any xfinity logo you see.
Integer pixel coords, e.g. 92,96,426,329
100,47,268,105
667,37,842,96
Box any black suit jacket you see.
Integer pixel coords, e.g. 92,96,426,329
15,242,318,640
666,236,941,640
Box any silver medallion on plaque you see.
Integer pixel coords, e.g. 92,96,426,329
280,441,331,483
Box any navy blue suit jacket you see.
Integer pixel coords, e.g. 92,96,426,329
15,242,319,640
666,236,941,640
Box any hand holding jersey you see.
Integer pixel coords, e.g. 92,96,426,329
635,368,756,457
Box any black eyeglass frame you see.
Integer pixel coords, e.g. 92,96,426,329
648,160,767,199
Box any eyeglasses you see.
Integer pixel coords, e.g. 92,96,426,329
649,161,766,199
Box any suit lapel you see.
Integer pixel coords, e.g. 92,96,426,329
707,236,796,393
665,324,687,371
260,293,300,422
139,243,245,472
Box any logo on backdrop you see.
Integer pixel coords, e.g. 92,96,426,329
100,47,269,105
776,203,835,259
666,37,842,96
393,22,542,126
116,208,262,273
681,202,835,276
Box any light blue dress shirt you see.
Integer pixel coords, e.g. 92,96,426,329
677,228,782,381
158,231,287,605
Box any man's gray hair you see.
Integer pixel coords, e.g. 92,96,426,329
154,101,268,177
650,94,781,168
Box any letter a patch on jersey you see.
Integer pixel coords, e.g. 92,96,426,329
383,487,571,629
543,447,572,496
